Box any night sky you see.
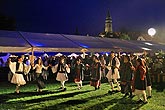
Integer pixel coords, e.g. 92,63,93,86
0,0,165,36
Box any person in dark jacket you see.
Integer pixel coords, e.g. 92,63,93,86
133,58,147,104
120,55,134,98
90,56,101,90
74,58,84,90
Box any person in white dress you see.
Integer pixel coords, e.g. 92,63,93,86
106,51,121,93
32,57,49,92
9,56,31,93
52,57,70,91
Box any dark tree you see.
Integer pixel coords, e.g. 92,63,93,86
74,27,80,35
0,13,16,31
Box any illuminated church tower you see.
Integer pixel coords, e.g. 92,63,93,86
105,11,113,34
99,11,113,38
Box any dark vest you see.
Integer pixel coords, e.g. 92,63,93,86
16,62,24,74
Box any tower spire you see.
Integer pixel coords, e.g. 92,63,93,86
107,10,110,18
105,10,113,36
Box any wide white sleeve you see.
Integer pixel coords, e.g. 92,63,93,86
24,64,31,75
9,62,16,74
65,64,70,73
33,64,38,70
115,57,120,68
51,64,58,73
42,65,48,70
106,62,111,70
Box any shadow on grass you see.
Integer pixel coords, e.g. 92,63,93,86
42,92,111,109
66,81,90,87
60,99,88,105
40,92,145,110
84,97,146,110
40,99,89,110
0,90,62,103
3,90,92,105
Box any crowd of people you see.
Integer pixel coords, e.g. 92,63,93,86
4,51,165,104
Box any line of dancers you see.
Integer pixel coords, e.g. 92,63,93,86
8,51,152,104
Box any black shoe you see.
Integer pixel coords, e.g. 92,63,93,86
114,90,120,93
63,88,66,91
59,87,63,89
123,93,129,98
14,91,20,94
108,90,113,94
147,96,152,99
136,99,143,104
143,101,148,104
129,95,135,98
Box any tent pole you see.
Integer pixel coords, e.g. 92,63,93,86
31,47,34,65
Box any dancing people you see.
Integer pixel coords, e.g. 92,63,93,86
32,57,49,92
55,57,70,91
133,58,148,104
90,56,101,90
120,55,134,98
106,51,121,93
74,58,84,90
9,56,31,93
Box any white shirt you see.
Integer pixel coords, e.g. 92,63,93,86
33,64,48,74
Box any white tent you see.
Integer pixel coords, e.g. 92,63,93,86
0,30,165,54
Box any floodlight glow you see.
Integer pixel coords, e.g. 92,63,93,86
148,28,156,36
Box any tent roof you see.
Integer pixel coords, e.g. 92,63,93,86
63,34,120,52
0,30,164,53
20,32,82,52
0,30,31,52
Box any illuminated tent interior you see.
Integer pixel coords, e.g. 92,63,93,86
0,30,164,54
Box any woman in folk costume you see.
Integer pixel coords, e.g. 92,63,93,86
120,55,134,98
99,55,106,79
74,58,84,90
133,58,148,104
106,51,121,93
9,56,31,93
90,56,101,90
32,57,49,92
55,57,70,91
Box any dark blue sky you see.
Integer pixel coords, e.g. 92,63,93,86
1,0,165,35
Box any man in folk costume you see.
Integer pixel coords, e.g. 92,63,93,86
9,56,31,93
74,58,84,90
90,56,101,90
106,51,121,93
133,58,148,104
52,57,70,91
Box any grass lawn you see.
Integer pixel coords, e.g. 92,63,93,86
0,80,164,110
